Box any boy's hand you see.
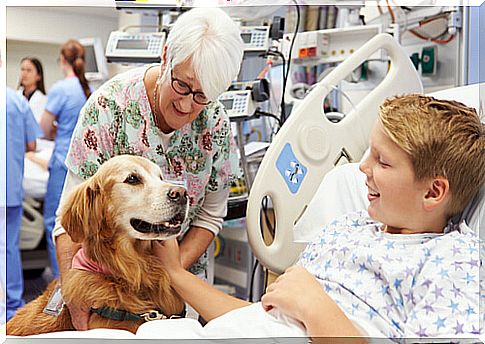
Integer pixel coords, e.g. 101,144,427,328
262,266,362,338
261,266,327,324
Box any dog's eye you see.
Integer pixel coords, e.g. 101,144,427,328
124,174,141,185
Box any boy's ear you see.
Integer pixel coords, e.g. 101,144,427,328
423,177,450,211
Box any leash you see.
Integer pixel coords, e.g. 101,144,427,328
90,307,186,322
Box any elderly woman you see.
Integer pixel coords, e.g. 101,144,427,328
53,7,244,329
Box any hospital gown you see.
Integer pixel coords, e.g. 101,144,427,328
298,210,481,339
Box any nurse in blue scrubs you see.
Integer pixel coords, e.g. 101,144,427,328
40,40,92,278
5,87,41,320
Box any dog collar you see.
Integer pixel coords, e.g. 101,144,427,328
90,307,186,322
72,248,112,275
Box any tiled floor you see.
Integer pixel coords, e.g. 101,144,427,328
21,242,53,302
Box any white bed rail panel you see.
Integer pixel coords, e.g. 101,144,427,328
247,33,423,274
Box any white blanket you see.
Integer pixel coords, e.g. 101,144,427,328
10,303,308,340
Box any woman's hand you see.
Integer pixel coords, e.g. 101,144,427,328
153,237,184,276
261,266,325,323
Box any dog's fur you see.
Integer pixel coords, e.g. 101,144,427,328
7,155,187,335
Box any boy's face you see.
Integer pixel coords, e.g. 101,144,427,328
359,121,430,233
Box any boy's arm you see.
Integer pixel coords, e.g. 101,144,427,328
153,239,250,321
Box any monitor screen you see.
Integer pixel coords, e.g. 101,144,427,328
79,37,108,81
116,39,149,50
83,45,98,74
241,33,252,44
220,98,234,110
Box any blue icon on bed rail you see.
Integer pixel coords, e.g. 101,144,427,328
276,143,307,194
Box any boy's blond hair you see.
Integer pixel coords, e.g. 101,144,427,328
379,94,484,217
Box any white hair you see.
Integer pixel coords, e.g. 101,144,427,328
164,8,244,101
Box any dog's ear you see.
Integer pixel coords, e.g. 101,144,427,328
60,178,103,243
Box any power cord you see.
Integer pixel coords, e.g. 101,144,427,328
248,259,259,302
248,195,277,302
254,110,283,128
280,0,300,124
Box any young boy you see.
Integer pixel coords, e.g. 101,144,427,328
155,94,484,339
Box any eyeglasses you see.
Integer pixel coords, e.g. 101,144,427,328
170,69,210,106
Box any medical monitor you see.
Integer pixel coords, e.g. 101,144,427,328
79,37,109,81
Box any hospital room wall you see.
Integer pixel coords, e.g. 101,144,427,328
467,4,484,84
338,7,471,115
6,6,119,90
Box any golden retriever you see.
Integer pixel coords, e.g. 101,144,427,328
7,155,187,335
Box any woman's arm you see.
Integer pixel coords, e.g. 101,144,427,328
179,188,228,269
154,238,250,321
39,110,57,140
261,266,365,339
178,226,215,269
53,171,89,330
25,140,37,153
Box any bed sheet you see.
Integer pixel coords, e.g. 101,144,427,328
23,139,53,200
8,303,308,341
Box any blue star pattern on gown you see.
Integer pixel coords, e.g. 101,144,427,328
297,210,481,339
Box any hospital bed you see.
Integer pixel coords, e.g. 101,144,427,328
246,33,424,274
6,33,483,340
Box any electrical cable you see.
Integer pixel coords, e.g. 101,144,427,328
409,30,455,44
258,49,286,136
255,110,283,128
261,196,275,238
409,27,448,40
266,58,283,135
280,0,300,124
408,13,455,44
257,59,273,80
385,0,396,23
419,13,448,25
248,259,260,302
258,195,275,297
264,267,269,292
377,3,383,15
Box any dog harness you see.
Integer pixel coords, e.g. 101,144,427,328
90,307,186,322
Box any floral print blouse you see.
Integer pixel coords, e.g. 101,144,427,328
65,65,241,274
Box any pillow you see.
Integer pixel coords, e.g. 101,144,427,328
456,186,484,236
293,162,368,243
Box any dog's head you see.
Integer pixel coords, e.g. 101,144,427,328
60,155,189,243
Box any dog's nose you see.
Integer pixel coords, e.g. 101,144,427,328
167,186,188,205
